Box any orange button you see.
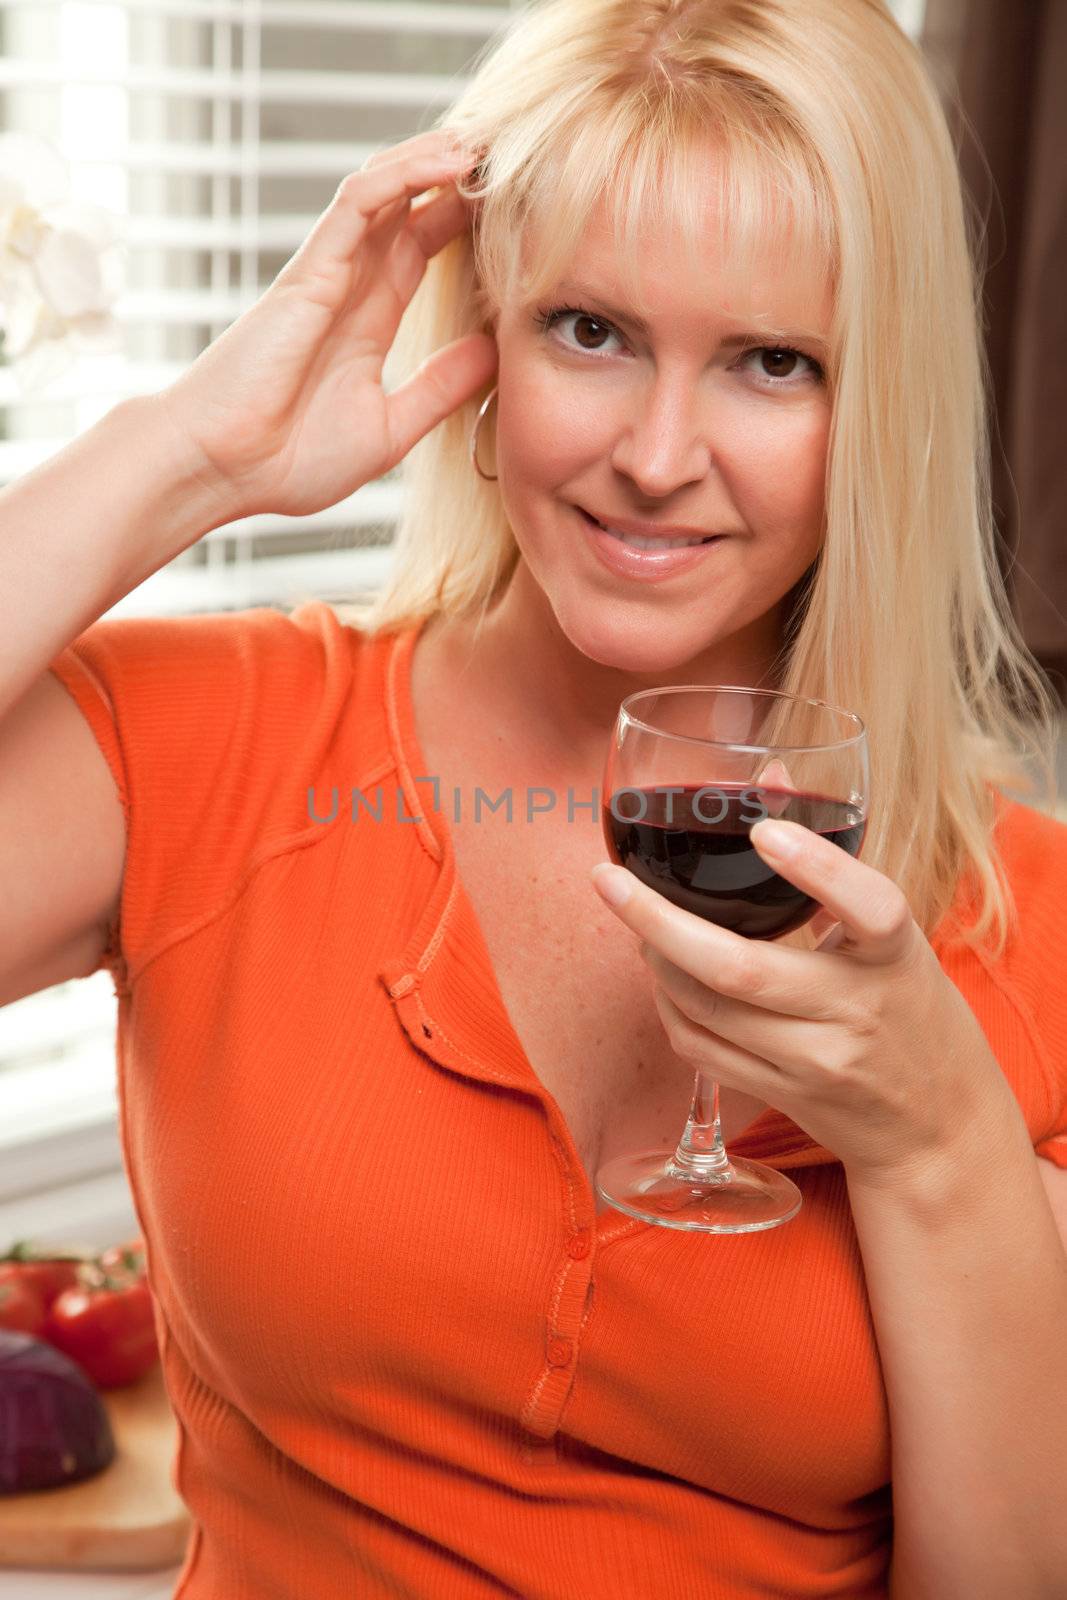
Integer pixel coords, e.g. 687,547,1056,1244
566,1230,591,1260
547,1337,573,1368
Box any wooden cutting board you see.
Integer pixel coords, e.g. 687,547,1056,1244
0,1361,191,1571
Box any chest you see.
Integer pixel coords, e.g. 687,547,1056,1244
446,811,768,1214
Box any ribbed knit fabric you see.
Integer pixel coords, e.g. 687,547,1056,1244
45,599,1067,1600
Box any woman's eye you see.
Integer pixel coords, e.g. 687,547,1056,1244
534,306,824,386
754,348,799,378
536,306,620,354
738,346,823,386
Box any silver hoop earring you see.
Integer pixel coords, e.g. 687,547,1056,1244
470,385,498,481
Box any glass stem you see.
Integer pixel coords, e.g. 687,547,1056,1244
667,1070,733,1180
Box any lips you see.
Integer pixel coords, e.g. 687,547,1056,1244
578,508,716,548
575,503,727,583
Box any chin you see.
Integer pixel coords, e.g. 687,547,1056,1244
551,597,720,679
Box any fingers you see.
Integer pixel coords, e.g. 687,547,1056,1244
748,819,915,966
365,194,411,239
372,182,472,281
360,128,470,174
755,757,795,820
592,863,843,1022
327,180,477,361
809,907,845,950
407,181,476,259
332,152,471,258
287,132,473,280
383,332,498,472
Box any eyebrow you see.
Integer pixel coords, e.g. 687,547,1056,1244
551,282,829,357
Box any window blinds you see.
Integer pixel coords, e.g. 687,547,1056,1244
0,0,513,621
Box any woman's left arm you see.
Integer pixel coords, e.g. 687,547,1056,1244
590,818,1067,1600
847,1132,1067,1600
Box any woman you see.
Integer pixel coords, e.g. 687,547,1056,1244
3,0,1066,1594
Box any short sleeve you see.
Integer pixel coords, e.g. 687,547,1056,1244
46,598,351,992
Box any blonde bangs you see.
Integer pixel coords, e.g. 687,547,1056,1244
466,83,837,341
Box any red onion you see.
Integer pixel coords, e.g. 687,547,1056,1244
0,1328,115,1493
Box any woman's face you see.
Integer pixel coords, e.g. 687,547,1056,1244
490,184,834,679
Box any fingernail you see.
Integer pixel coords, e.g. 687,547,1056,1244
752,819,800,860
591,864,633,907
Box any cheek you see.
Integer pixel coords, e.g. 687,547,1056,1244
496,367,595,482
736,408,829,541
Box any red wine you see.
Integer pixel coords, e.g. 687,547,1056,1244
602,783,865,939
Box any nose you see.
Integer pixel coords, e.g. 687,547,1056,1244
608,374,714,498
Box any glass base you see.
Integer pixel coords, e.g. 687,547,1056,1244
595,1147,803,1233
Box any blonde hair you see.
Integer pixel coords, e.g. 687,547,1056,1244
332,0,1060,961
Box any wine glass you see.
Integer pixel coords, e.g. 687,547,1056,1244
597,685,869,1233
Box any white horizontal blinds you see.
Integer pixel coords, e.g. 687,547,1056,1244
0,0,510,1122
0,0,512,621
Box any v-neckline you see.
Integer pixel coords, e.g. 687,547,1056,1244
377,615,840,1209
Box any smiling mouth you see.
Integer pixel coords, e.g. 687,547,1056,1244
577,507,720,549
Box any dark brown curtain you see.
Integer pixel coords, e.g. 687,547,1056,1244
922,0,1067,698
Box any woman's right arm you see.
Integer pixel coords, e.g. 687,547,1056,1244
0,127,496,1006
0,394,235,726
0,395,232,1007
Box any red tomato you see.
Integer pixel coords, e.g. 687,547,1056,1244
0,1273,46,1335
43,1275,159,1389
0,1242,88,1311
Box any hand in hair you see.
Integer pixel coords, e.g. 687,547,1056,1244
149,128,498,523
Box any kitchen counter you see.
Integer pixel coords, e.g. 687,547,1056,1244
0,1566,184,1598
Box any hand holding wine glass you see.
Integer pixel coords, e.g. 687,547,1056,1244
590,685,1021,1231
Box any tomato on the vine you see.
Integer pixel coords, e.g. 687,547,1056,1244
0,1240,89,1312
42,1270,159,1389
0,1273,46,1336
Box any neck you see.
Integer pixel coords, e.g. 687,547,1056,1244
429,558,791,777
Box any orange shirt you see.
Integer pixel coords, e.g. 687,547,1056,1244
47,599,1067,1599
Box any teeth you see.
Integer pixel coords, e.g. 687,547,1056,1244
598,520,708,550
